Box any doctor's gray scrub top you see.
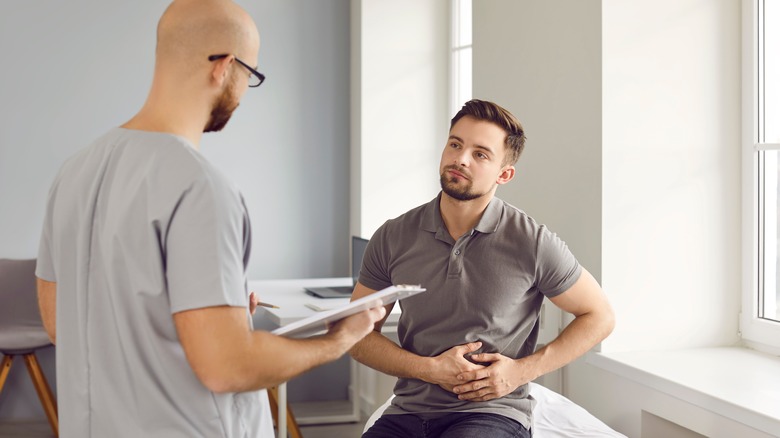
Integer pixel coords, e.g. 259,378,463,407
36,128,273,438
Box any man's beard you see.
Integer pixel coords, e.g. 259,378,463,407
204,85,239,133
439,167,484,201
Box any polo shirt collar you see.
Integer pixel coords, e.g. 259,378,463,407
474,196,503,234
420,192,503,235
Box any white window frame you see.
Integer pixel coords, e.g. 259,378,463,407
741,0,780,351
449,0,472,117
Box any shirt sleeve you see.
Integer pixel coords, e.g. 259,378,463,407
164,172,250,314
35,178,60,282
534,225,582,298
358,223,393,292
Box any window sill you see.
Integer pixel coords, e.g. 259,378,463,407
587,347,780,437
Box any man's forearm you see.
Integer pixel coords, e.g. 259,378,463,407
202,329,357,393
349,331,432,381
523,268,615,381
175,305,384,394
523,310,614,380
243,330,354,389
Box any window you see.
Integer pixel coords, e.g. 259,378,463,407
743,0,780,349
758,0,780,323
450,0,472,116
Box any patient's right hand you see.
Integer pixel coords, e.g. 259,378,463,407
424,341,486,393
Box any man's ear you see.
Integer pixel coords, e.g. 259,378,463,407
210,55,233,87
497,165,515,185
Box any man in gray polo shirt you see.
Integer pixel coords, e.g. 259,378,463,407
351,99,615,438
35,1,385,437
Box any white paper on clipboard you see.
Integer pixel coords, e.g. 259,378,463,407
272,284,426,338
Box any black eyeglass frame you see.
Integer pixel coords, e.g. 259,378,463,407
208,54,265,88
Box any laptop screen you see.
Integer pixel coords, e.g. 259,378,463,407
351,236,369,285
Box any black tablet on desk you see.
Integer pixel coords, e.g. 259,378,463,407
305,236,368,298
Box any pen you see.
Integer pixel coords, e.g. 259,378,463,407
257,301,280,309
250,291,280,309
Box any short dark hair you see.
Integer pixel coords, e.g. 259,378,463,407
450,99,526,165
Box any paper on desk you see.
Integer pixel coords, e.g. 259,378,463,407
304,301,342,312
272,285,425,338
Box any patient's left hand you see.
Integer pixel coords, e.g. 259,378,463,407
450,353,531,402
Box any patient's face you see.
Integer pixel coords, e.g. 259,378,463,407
439,116,510,201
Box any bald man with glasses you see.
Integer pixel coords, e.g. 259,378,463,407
35,1,384,436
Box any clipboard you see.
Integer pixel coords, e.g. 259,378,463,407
272,284,426,338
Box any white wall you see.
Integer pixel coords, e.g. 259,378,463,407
600,0,741,353
0,0,351,420
351,0,448,239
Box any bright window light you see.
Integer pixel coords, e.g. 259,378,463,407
450,0,472,117
757,0,780,323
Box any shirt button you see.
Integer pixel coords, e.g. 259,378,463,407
454,249,461,255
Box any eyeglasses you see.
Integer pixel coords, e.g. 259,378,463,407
208,54,265,88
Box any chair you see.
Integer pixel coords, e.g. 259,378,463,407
267,386,303,438
0,259,58,436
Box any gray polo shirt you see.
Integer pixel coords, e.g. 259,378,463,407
36,128,273,437
359,193,581,429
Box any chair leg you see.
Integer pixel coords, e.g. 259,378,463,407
23,353,58,437
285,404,303,438
0,355,13,395
267,386,303,438
268,387,280,426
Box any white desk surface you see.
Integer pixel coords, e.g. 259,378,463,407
248,277,401,328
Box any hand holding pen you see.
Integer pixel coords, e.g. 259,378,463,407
248,291,280,315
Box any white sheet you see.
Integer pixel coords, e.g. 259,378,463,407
529,382,626,437
363,382,626,437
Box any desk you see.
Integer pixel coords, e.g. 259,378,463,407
249,278,400,438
